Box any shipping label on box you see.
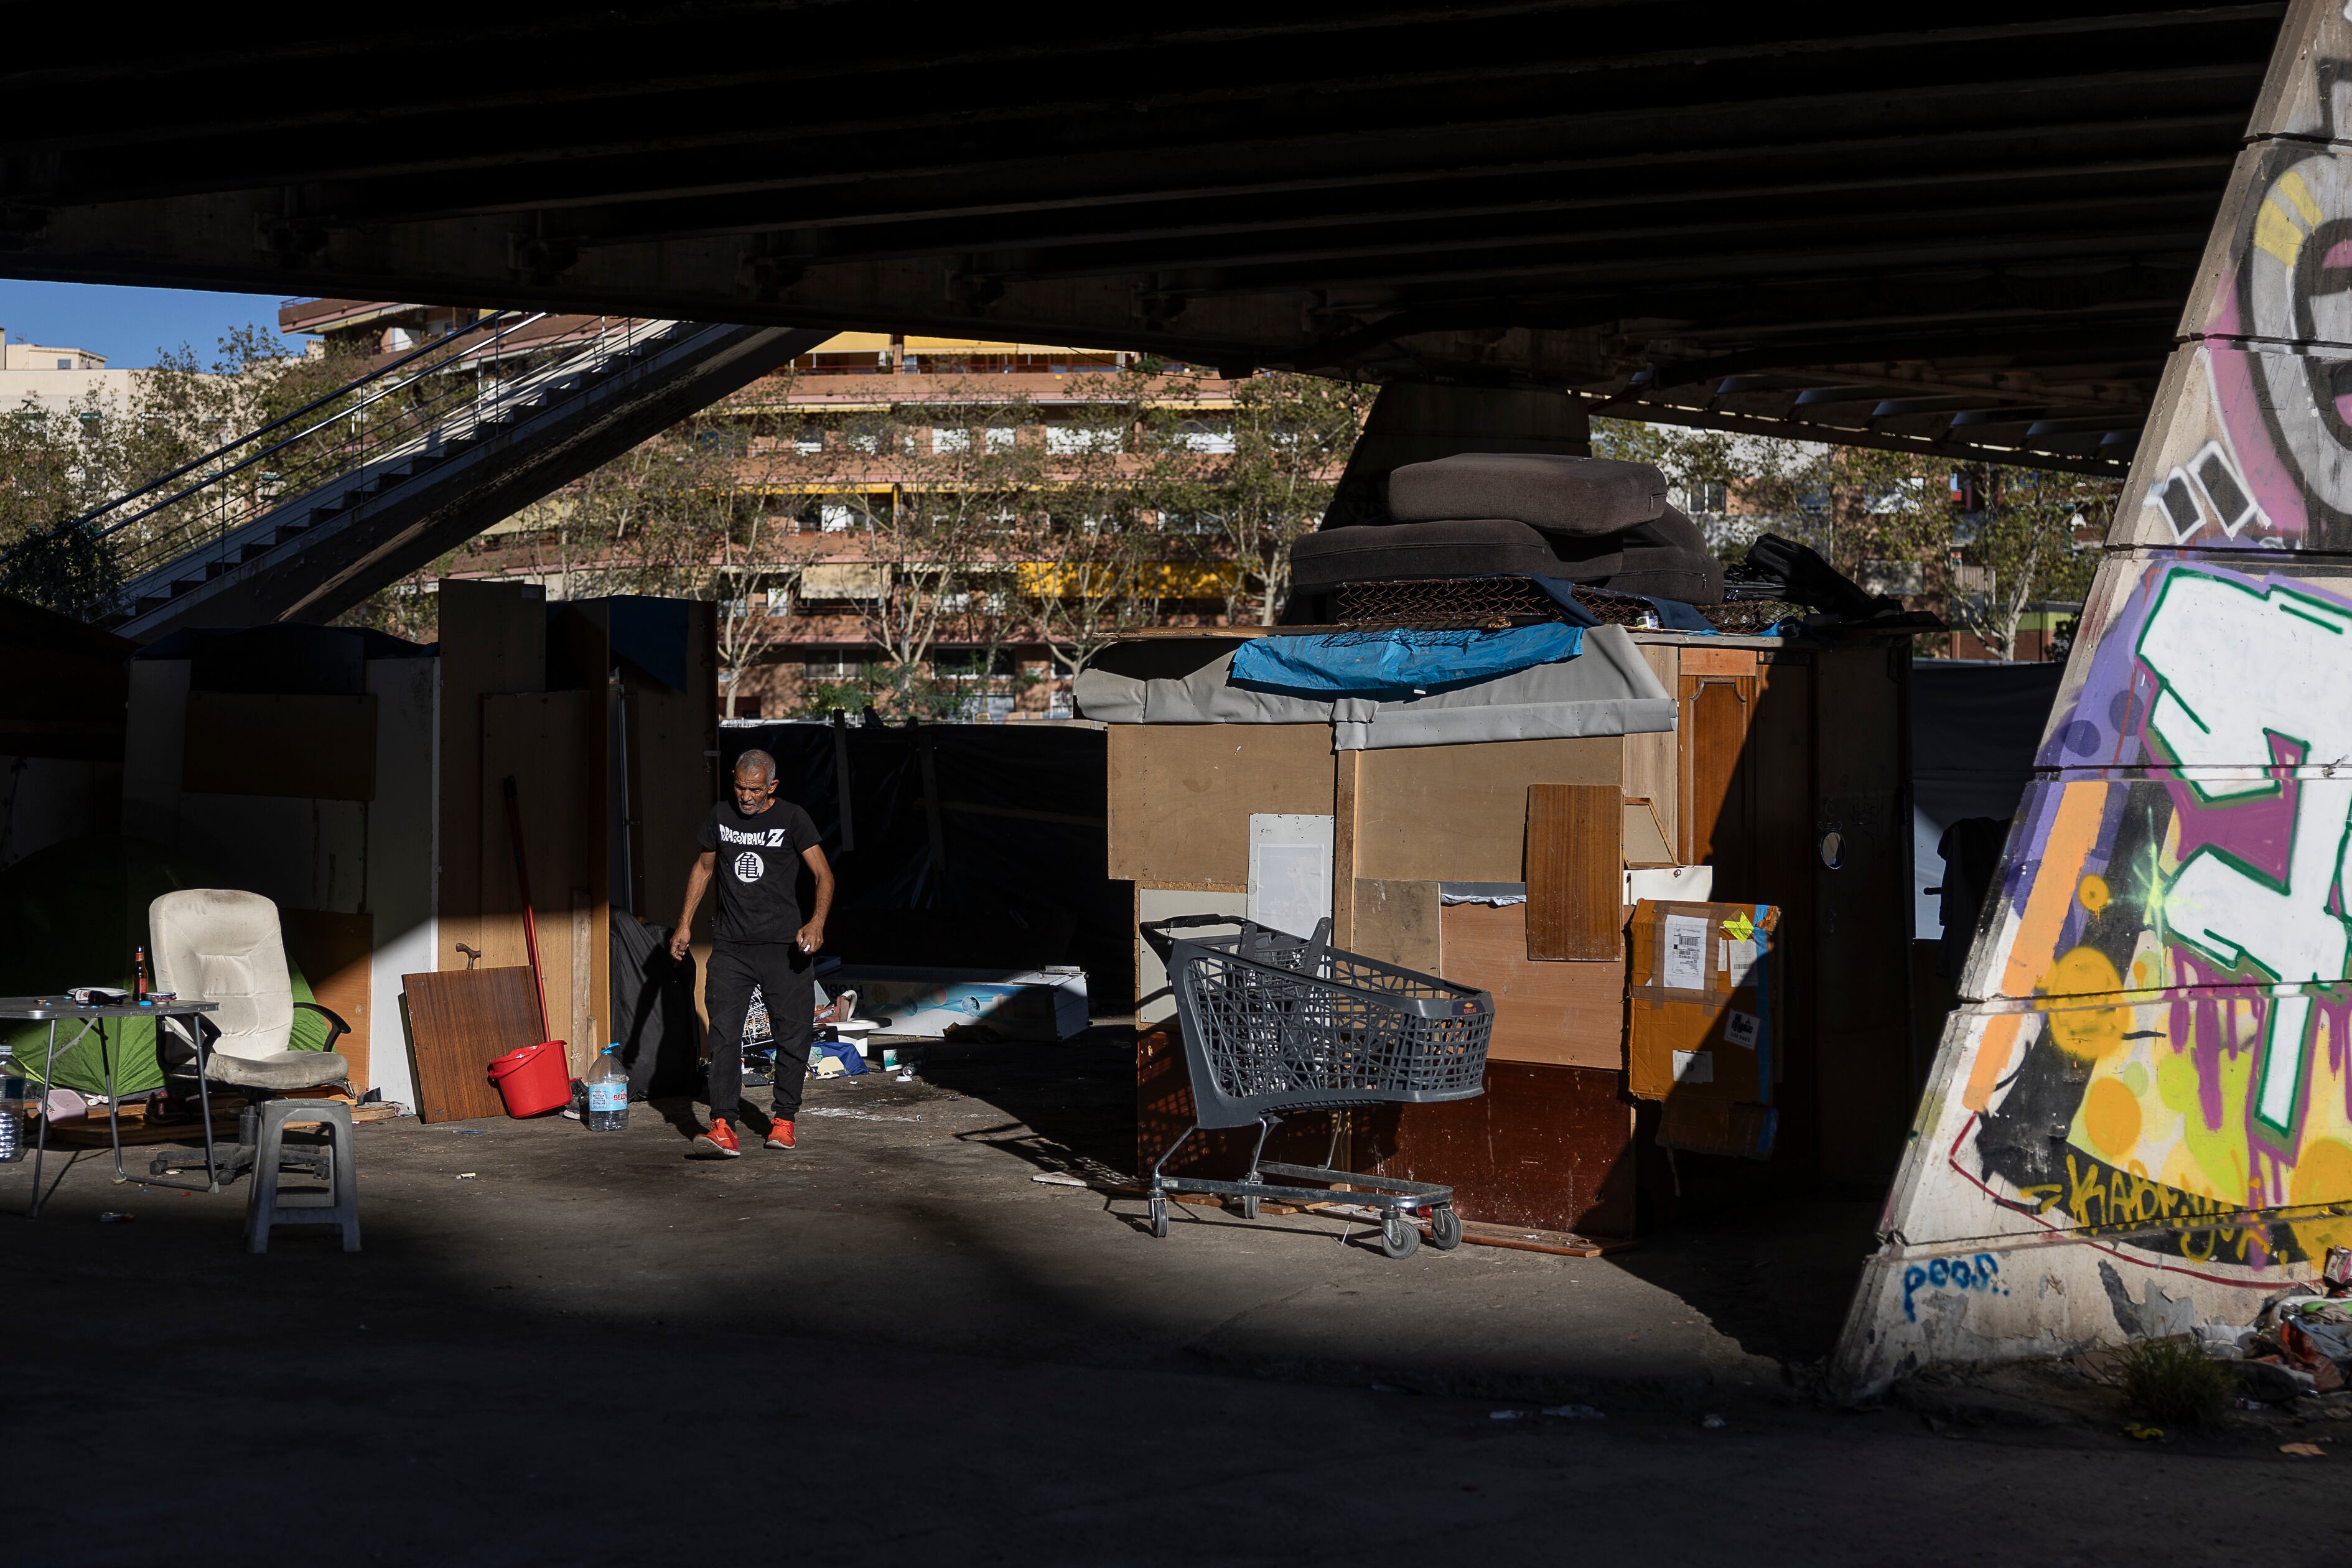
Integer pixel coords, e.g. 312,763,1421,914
1625,900,1781,1159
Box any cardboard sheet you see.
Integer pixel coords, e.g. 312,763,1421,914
1626,898,1782,1159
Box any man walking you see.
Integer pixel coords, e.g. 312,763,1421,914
671,748,834,1158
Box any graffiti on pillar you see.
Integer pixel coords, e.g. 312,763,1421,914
2131,70,2352,552
1954,561,2352,1271
1889,17,2352,1287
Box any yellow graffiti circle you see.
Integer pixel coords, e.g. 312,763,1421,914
2078,874,2111,912
2044,946,2129,1062
2081,1076,2144,1164
2293,1138,2352,1257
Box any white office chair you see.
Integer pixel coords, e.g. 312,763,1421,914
148,889,352,1182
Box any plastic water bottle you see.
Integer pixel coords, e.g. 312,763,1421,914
584,1044,628,1132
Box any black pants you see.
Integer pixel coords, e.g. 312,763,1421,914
705,941,814,1123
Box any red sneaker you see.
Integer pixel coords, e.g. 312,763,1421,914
692,1118,742,1159
765,1119,796,1150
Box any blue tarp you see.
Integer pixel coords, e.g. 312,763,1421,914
1229,623,1587,698
1529,577,1716,633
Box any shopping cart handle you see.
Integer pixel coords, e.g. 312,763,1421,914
1138,912,1247,963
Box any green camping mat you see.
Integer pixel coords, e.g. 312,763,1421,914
0,836,333,1097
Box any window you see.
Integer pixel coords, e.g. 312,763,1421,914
1683,480,1727,515
1175,421,1234,454
55,358,72,370
932,427,971,454
931,648,1019,679
794,429,824,455
819,501,858,533
985,426,1017,452
803,650,868,680
1047,425,1122,455
1860,560,1922,597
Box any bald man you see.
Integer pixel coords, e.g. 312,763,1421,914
672,748,834,1158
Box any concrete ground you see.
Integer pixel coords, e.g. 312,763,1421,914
12,1030,2342,1564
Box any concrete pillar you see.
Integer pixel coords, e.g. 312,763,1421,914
1834,0,2352,1399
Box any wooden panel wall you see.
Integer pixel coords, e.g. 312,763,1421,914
279,907,375,1087
1526,782,1622,961
480,691,606,1073
1356,1062,1636,1238
627,600,719,935
183,693,378,800
1624,641,1679,837
1353,735,1620,883
1811,642,1913,1185
1437,900,1623,1070
437,581,546,975
404,966,541,1122
1106,722,1332,888
1352,877,1440,973
1681,655,1756,872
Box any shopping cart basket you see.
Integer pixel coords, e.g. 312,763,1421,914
1144,915,1492,1259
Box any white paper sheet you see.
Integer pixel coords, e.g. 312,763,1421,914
1663,913,1708,990
1671,1049,1714,1085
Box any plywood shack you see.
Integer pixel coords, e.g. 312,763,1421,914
1088,623,1911,1238
120,584,717,1119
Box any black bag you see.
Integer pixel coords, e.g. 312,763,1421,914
612,914,702,1099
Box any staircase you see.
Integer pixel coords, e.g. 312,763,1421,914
7,313,827,641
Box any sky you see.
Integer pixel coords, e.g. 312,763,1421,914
0,280,301,368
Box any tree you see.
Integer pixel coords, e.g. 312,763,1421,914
1154,370,1371,625
1603,420,2117,656
1014,364,1197,676
1944,469,2107,661
780,378,1044,712
0,325,371,616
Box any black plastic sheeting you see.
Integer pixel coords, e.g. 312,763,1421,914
1910,660,2064,939
718,722,1132,1007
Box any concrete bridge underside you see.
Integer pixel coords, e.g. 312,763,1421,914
0,3,2299,475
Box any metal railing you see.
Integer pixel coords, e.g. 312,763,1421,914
1,310,686,617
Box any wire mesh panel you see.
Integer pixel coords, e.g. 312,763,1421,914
1327,575,1799,635
1332,576,1557,627
1164,921,1491,1127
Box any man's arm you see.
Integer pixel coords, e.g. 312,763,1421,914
796,844,834,954
670,851,715,961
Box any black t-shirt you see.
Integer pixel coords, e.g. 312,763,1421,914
698,799,822,946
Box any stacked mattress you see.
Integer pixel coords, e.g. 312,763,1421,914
1291,452,1725,615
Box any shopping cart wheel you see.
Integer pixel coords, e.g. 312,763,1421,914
1236,1195,1261,1221
1149,1194,1170,1239
1379,1212,1421,1260
1429,1206,1462,1251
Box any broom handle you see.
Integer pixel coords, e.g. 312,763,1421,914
502,775,551,1038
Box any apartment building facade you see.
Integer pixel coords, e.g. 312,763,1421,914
281,303,1264,718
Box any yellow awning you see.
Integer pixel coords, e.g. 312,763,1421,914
1015,561,1237,597
904,337,1121,357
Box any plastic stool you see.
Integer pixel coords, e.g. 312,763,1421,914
245,1099,360,1254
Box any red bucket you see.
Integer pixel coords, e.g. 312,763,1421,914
487,1040,571,1118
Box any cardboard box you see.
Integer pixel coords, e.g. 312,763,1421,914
1626,900,1782,1159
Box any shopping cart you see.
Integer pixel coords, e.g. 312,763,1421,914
1144,915,1493,1259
